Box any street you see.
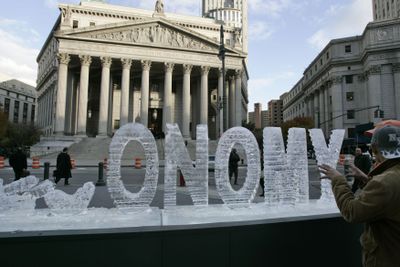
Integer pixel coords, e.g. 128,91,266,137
0,162,327,209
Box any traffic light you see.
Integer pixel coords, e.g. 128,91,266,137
374,109,384,118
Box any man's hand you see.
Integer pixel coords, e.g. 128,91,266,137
347,164,369,184
318,164,342,180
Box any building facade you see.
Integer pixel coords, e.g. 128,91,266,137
373,0,400,21
282,16,400,139
0,80,36,125
36,0,249,139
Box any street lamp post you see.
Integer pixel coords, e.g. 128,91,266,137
218,25,226,137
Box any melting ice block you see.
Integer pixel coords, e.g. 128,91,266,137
44,182,95,211
0,177,55,213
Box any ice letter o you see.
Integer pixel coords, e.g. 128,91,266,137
107,123,159,208
215,127,260,204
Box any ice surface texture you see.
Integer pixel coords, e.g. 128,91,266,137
165,124,208,207
44,182,95,210
263,128,309,206
309,129,345,202
215,127,260,204
107,123,159,208
0,177,55,212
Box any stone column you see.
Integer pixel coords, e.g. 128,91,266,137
319,87,325,128
229,76,235,128
163,62,175,132
367,65,382,121
140,60,151,127
217,68,224,137
77,55,92,136
323,86,330,134
55,53,70,135
120,58,132,126
393,64,400,119
182,64,193,138
224,79,229,131
331,76,344,129
235,69,242,126
98,57,112,136
200,66,210,125
313,91,319,128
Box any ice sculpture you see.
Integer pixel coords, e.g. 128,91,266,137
215,127,260,205
263,128,292,205
0,177,55,212
44,182,95,211
287,128,309,203
309,129,345,202
107,123,159,208
3,176,39,195
164,124,208,207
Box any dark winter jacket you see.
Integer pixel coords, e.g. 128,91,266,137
56,152,72,178
9,150,27,172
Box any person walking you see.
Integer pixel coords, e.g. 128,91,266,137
319,125,400,267
9,147,28,181
352,147,372,193
55,147,72,185
229,148,240,185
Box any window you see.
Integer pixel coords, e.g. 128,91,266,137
90,22,96,26
31,105,35,123
320,59,323,65
23,103,28,124
345,45,352,53
226,39,231,46
346,92,354,101
4,98,10,115
345,75,353,84
13,100,19,123
73,20,79,29
347,110,355,120
326,52,330,59
329,96,332,104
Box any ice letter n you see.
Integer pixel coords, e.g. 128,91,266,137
164,124,208,207
263,127,308,205
107,123,159,208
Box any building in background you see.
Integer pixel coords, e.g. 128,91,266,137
36,0,249,139
267,99,283,127
0,80,36,125
248,102,279,129
282,3,400,140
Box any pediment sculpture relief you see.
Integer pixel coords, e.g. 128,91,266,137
84,25,215,52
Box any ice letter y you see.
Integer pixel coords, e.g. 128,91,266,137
309,129,345,202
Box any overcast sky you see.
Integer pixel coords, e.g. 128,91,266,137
0,0,372,111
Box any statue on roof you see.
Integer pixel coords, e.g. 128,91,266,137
155,0,164,14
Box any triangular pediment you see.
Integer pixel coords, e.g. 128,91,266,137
58,19,241,55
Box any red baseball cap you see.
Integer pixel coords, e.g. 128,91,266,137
365,120,400,137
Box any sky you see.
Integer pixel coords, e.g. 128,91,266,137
0,0,372,112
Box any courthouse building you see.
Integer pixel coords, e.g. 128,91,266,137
36,0,249,139
282,2,400,139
